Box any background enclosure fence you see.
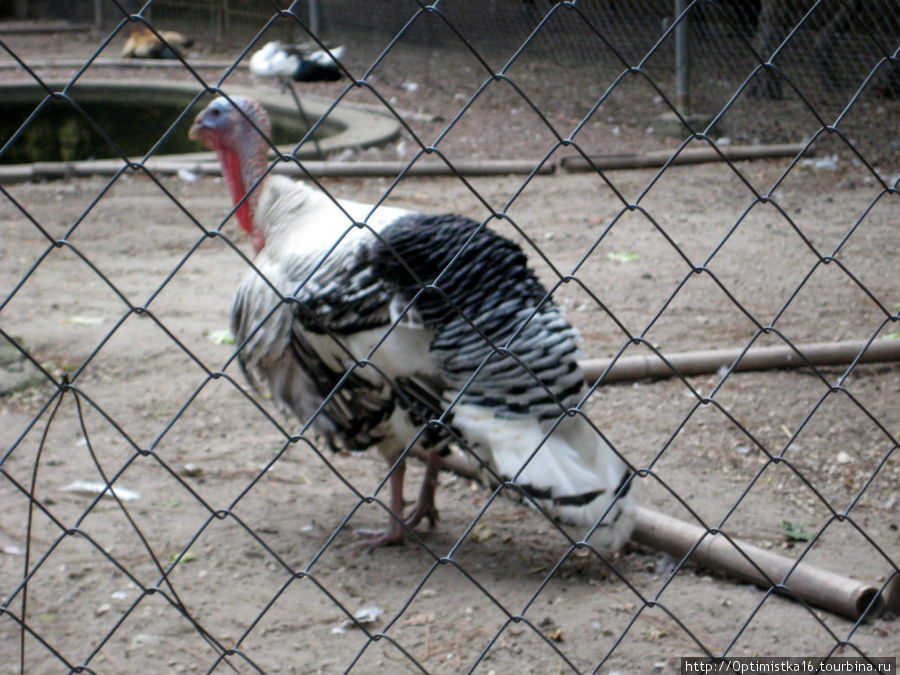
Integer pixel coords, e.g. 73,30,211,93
1,0,898,672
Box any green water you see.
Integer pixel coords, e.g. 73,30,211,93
0,90,327,164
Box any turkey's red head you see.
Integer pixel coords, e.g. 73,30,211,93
189,95,271,254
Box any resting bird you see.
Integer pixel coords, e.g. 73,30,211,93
188,95,636,550
249,41,345,82
121,24,193,59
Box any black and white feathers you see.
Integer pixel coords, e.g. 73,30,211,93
189,95,635,550
249,41,344,82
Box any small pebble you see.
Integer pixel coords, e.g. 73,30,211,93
182,463,202,476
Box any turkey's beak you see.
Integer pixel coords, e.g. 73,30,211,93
187,114,202,140
188,112,214,148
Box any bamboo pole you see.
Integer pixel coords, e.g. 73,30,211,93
269,159,556,177
560,143,807,172
581,338,900,384
0,143,812,184
632,506,898,621
0,158,556,184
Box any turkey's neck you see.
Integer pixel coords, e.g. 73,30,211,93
218,137,267,254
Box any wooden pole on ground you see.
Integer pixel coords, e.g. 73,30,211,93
581,338,900,384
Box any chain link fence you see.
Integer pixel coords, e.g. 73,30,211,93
1,1,898,672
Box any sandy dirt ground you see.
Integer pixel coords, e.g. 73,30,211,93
1,22,898,675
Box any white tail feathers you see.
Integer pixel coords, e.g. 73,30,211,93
453,405,636,551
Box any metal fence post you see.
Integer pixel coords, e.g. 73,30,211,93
674,0,691,115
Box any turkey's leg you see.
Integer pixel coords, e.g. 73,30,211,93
402,451,441,529
356,458,408,549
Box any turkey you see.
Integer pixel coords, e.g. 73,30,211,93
188,95,636,550
249,41,345,82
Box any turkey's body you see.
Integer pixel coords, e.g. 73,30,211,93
231,176,634,549
190,95,636,550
